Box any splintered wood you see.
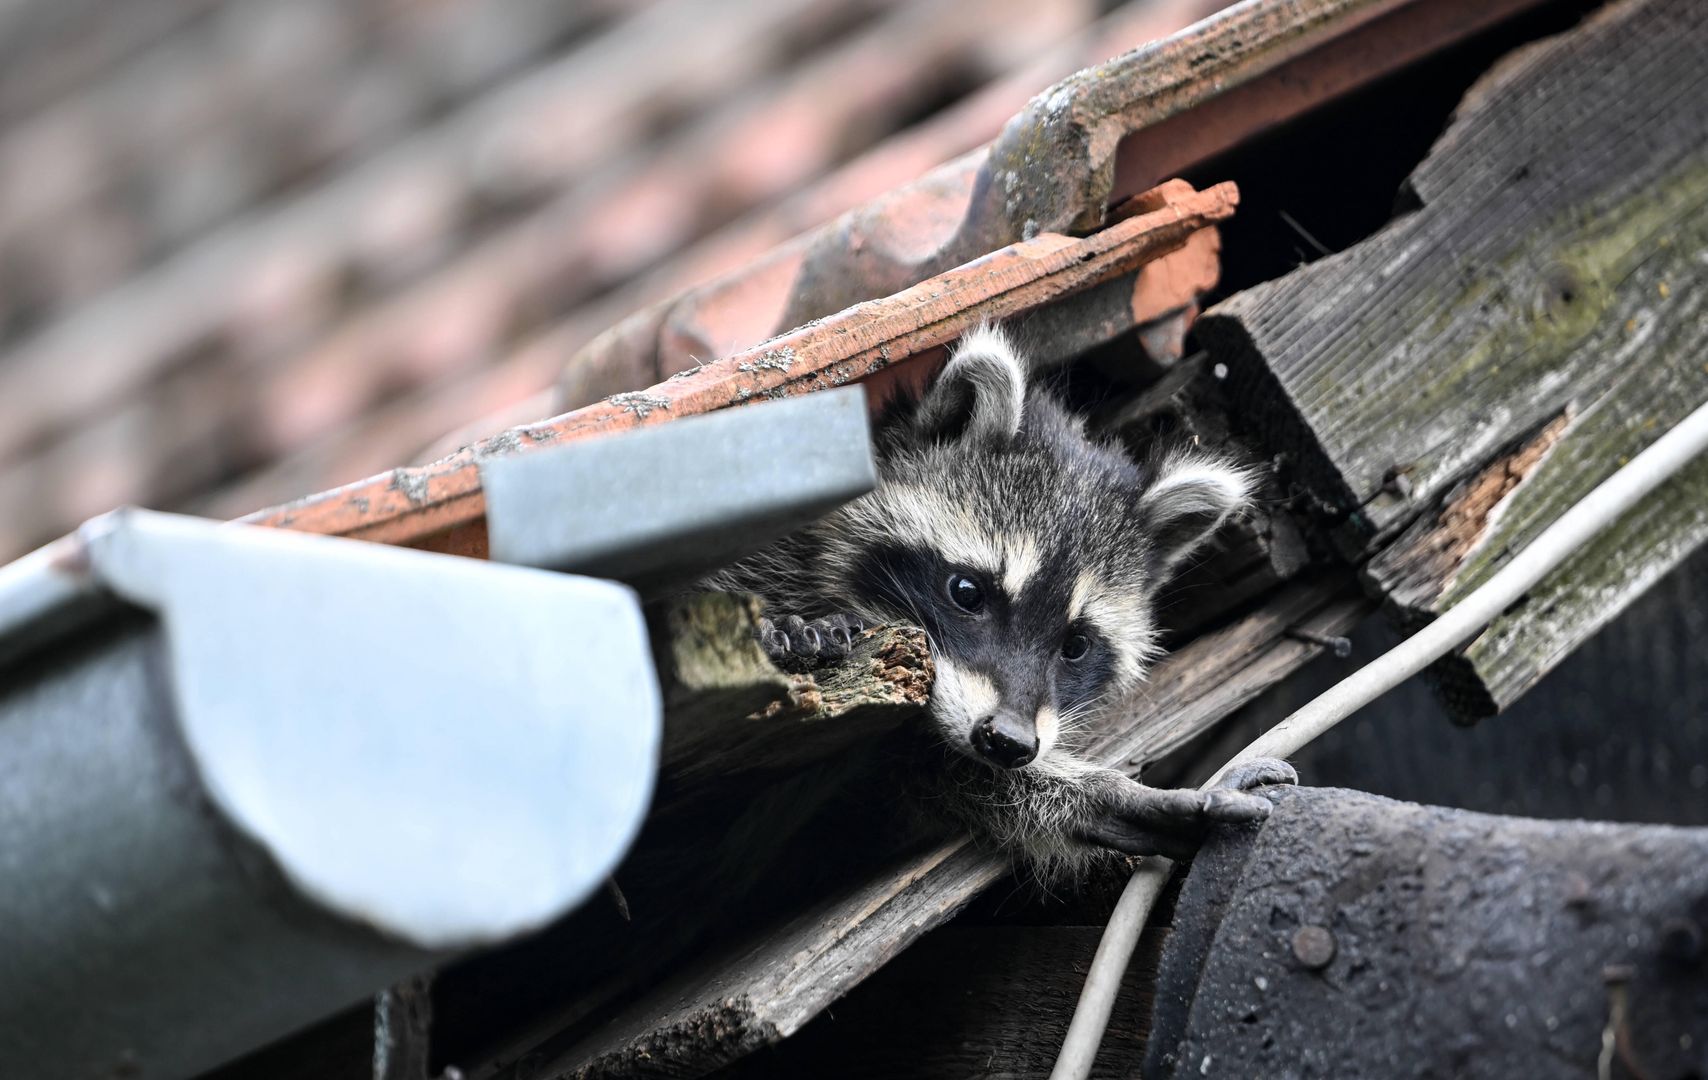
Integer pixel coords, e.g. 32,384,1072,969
1198,0,1708,718
653,593,931,809
1372,411,1572,615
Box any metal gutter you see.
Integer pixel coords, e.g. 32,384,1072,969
0,509,663,1079
0,389,884,1078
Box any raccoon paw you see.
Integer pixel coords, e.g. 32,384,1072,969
757,612,867,672
1214,756,1297,795
1075,771,1275,861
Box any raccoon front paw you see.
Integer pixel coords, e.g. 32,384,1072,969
1075,771,1276,861
756,612,867,672
1215,756,1298,795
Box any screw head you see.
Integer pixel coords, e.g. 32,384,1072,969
1292,925,1337,970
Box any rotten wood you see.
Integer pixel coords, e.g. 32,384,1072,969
1370,412,1573,617
651,593,931,808
469,576,1371,1080
239,180,1237,555
1198,0,1708,719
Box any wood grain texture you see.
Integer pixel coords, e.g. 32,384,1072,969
712,925,1165,1080
1197,0,1708,718
652,593,932,806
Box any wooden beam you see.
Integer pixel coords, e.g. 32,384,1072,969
1197,0,1708,718
708,925,1164,1080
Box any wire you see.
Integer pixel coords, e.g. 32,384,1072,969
1050,858,1172,1080
1049,397,1708,1080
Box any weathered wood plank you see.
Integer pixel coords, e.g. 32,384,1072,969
1197,0,1708,718
651,592,931,805
712,925,1164,1080
483,577,1370,1080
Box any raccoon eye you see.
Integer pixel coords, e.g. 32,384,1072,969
946,574,985,613
1061,632,1091,662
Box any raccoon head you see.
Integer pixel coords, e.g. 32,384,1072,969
834,326,1252,771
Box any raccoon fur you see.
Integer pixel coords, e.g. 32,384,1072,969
706,326,1294,879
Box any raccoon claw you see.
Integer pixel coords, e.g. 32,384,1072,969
1201,789,1274,823
781,615,818,658
756,612,867,671
821,613,863,652
813,612,865,659
1192,757,1296,825
1215,756,1298,795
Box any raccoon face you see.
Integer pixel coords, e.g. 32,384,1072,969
833,326,1252,771
874,556,1136,770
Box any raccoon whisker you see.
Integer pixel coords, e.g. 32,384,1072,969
1118,675,1160,714
1054,688,1116,737
1053,705,1102,745
1058,687,1112,721
876,563,941,656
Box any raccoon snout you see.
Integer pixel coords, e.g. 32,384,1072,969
971,714,1039,769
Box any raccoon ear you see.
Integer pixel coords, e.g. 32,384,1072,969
915,325,1026,444
1138,454,1253,574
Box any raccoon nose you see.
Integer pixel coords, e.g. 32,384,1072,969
971,714,1038,769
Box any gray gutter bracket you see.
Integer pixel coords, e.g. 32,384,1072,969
481,386,876,589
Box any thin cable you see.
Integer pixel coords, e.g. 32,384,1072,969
1049,858,1171,1080
1050,398,1708,1080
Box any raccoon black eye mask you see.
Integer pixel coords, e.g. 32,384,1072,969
704,326,1295,876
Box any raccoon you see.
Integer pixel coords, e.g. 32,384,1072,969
707,326,1294,877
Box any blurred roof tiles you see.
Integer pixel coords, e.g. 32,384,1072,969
2,0,1225,558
